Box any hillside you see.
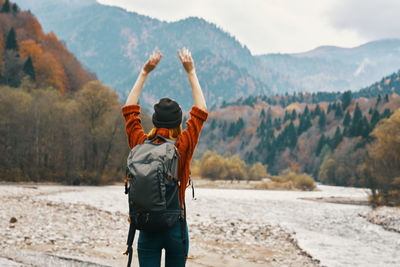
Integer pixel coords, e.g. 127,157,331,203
357,69,400,97
0,0,95,92
196,70,400,187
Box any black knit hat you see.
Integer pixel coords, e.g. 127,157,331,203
152,98,182,128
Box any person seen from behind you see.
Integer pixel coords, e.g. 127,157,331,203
121,47,208,267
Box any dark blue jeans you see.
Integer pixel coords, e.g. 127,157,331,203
137,222,189,267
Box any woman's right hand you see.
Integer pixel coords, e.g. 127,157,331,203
178,47,195,74
142,50,162,74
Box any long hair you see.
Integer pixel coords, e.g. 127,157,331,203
147,125,182,141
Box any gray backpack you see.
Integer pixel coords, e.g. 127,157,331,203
123,135,187,266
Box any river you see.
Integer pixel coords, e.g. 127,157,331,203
43,184,400,267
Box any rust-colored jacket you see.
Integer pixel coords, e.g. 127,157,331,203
122,104,208,206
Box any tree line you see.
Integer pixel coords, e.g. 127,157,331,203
0,81,132,185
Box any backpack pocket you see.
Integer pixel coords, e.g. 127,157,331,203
133,210,181,232
130,160,167,212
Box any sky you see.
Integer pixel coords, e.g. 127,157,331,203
97,0,400,55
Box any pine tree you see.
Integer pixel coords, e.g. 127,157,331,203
298,115,311,135
1,0,10,13
257,120,266,136
23,56,35,81
350,104,362,136
260,109,266,119
370,109,380,127
335,104,343,118
376,94,381,106
266,112,272,128
274,118,281,131
303,105,309,117
331,127,343,149
286,121,297,148
318,110,326,130
291,109,297,120
341,90,352,110
352,103,362,125
316,134,326,155
284,110,290,122
385,94,389,102
343,111,351,127
382,108,391,118
360,116,370,138
313,105,321,117
6,27,18,51
12,3,18,14
368,107,373,115
327,103,332,113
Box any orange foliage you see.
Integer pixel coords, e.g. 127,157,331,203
25,17,44,39
36,52,68,93
0,4,94,92
19,40,43,61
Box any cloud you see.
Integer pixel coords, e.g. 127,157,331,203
330,0,400,40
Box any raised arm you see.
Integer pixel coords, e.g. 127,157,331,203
125,50,162,106
178,48,207,111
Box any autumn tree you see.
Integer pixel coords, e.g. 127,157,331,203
366,108,400,205
248,162,268,180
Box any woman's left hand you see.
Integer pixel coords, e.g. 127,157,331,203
142,50,162,74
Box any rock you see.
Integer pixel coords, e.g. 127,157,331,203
9,217,17,223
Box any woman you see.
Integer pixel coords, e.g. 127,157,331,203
122,47,208,267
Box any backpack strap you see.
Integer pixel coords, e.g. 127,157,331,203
179,201,188,259
124,221,136,267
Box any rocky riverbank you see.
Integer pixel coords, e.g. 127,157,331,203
360,206,400,233
0,185,320,267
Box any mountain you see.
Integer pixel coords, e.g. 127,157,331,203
13,0,400,109
258,39,400,92
13,0,280,109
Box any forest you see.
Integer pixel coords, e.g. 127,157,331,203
198,83,400,205
0,0,137,184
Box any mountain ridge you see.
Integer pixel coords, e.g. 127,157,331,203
13,0,400,109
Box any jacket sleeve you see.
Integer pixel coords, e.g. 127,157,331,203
121,104,148,149
176,106,208,159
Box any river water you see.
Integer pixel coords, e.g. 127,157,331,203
44,185,400,267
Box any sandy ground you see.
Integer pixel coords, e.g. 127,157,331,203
0,185,320,267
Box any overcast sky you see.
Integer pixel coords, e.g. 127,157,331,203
97,0,400,55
